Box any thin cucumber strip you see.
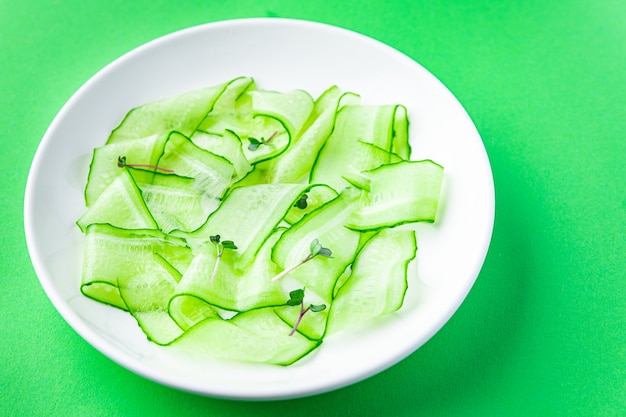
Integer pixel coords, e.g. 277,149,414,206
266,88,360,184
80,224,191,310
338,140,403,191
238,89,315,164
190,129,252,181
240,122,289,164
132,311,185,346
205,76,255,114
271,189,362,303
283,184,338,225
169,229,285,316
187,183,311,267
249,89,314,142
346,160,444,231
106,78,241,144
168,295,220,331
201,90,280,153
168,308,320,366
205,89,289,166
391,105,410,160
130,168,217,233
85,135,167,206
198,78,258,135
156,131,235,199
76,168,158,232
293,86,347,142
228,164,271,189
327,228,417,335
331,230,378,297
117,252,184,345
309,104,398,192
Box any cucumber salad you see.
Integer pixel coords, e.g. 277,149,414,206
77,76,444,365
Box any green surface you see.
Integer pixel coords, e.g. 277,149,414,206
2,1,625,415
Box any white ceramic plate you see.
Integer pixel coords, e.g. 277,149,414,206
24,18,494,400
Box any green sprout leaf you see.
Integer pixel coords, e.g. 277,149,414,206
221,240,237,250
286,288,327,336
294,193,308,209
310,304,327,313
271,239,333,282
316,247,332,258
247,131,278,151
247,137,263,151
310,239,322,256
287,289,305,306
209,235,237,283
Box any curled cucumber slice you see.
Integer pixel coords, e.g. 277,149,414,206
76,77,445,366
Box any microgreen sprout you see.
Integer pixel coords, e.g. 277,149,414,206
208,235,237,283
294,193,308,209
286,288,326,336
271,239,332,282
247,130,278,151
117,155,174,173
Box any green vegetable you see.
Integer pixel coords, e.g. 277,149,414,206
346,160,444,230
327,227,417,335
208,234,238,284
76,77,444,365
284,288,327,336
269,238,333,283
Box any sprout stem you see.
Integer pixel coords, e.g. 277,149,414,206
289,305,310,336
117,156,173,173
271,254,313,282
126,163,174,173
209,252,222,283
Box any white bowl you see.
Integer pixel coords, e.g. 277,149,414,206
24,18,494,400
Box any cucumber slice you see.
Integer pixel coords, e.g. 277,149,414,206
346,160,444,230
106,78,238,144
248,89,314,141
391,105,410,160
206,76,256,114
198,77,257,135
168,295,220,331
240,89,314,164
327,228,417,335
271,189,362,303
283,184,338,225
85,135,167,205
228,164,271,189
170,229,285,315
169,308,320,366
190,129,252,182
76,168,157,232
130,169,217,233
310,104,398,191
187,183,310,267
117,252,184,345
266,87,360,184
332,230,378,297
338,140,403,190
80,224,191,310
157,131,235,200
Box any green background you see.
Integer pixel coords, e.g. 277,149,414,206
2,1,625,416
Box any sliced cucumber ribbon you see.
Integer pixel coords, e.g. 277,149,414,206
77,77,444,365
